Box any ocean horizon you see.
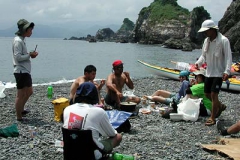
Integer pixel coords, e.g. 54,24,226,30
1,37,239,89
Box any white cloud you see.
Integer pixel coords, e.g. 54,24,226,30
0,0,233,29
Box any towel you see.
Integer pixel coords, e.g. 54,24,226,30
0,124,19,138
203,32,223,57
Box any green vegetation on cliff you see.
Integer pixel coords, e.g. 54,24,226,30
140,0,189,24
118,18,135,32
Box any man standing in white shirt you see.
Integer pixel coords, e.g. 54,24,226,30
195,19,232,126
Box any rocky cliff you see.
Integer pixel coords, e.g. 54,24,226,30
95,28,115,41
114,18,135,42
131,0,210,51
218,0,240,52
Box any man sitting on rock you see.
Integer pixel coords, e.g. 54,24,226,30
69,65,105,105
105,60,141,108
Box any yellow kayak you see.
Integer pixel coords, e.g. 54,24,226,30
137,60,240,92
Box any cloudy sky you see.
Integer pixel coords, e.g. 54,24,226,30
0,0,232,29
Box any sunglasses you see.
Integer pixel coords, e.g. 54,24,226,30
114,66,124,70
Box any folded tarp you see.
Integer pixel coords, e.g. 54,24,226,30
106,110,132,133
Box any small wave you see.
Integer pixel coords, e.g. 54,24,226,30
2,78,75,89
1,78,105,89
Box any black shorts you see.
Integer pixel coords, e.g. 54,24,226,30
204,77,222,93
14,73,32,89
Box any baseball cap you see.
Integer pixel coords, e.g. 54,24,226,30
179,70,190,77
198,19,219,32
112,60,123,67
193,69,206,76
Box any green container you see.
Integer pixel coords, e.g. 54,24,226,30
113,153,134,160
122,155,134,160
113,153,123,160
47,86,53,94
47,86,53,99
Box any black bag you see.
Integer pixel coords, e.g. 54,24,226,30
115,119,131,133
106,110,132,133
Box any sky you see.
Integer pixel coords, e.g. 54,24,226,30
0,0,232,29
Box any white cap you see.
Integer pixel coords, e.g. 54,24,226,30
198,19,219,32
193,69,206,76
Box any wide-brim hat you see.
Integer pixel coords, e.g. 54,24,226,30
198,19,219,32
193,69,206,76
15,19,35,35
75,82,98,104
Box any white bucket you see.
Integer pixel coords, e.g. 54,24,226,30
0,81,6,98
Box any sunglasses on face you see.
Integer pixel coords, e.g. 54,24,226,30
179,76,185,79
114,66,123,70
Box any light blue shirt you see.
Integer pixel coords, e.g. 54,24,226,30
12,36,31,74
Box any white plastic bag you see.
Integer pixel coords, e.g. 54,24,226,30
177,98,202,122
176,62,191,71
123,90,135,97
0,81,6,98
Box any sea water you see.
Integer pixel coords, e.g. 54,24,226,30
1,37,239,88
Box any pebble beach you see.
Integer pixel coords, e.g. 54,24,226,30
0,76,239,160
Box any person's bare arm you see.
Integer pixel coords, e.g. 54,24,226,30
69,82,79,99
106,75,119,94
69,78,85,99
123,72,134,89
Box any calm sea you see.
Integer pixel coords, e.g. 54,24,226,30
1,37,239,88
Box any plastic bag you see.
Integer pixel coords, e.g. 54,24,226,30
177,98,202,122
0,81,6,98
123,90,135,97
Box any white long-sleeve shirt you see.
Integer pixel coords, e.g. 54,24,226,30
196,32,232,77
12,36,31,74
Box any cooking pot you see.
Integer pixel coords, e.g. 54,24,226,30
120,102,137,112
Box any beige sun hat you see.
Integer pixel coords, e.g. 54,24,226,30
198,19,219,32
15,19,35,35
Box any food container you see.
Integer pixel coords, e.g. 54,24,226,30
170,113,183,121
149,101,155,109
120,102,137,112
141,97,147,105
159,107,166,115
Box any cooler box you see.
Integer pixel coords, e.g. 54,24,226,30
52,97,69,122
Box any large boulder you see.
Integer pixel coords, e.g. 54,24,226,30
219,0,240,52
131,0,210,50
95,28,115,41
115,18,135,43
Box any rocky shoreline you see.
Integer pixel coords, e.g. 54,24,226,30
0,76,239,160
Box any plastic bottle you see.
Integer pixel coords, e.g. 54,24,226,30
111,153,134,160
47,85,53,99
179,96,183,103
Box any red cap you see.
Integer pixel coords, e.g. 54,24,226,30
112,60,123,67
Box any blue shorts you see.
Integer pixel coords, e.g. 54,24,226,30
14,73,32,89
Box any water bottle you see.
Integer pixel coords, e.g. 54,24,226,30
47,85,53,99
112,153,134,160
179,96,183,103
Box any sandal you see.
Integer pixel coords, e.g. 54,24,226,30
205,118,216,126
216,104,227,118
22,109,30,116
